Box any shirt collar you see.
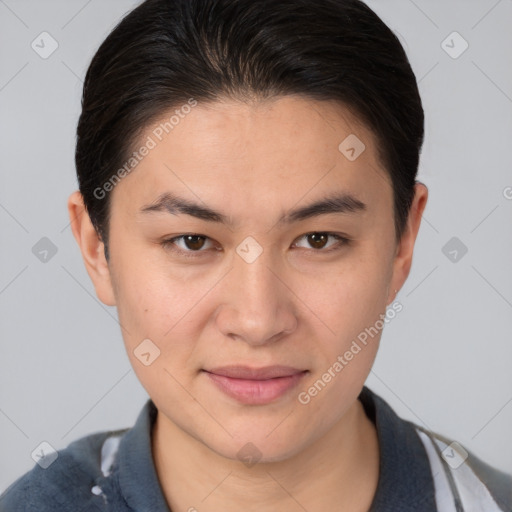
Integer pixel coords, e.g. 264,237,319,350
114,386,437,511
116,398,171,511
359,386,438,511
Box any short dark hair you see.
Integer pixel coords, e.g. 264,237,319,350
76,0,424,260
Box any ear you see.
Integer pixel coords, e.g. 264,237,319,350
67,190,116,306
387,182,428,305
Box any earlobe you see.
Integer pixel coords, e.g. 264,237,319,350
67,191,117,306
387,182,429,304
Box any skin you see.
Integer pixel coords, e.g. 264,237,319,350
68,95,428,512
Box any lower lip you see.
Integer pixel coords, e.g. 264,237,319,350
204,371,308,405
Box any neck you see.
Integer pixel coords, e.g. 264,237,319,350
152,398,380,512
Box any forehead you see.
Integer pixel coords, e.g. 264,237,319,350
109,95,392,221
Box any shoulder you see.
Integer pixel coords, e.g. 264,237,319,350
413,424,512,512
359,386,511,511
0,428,128,512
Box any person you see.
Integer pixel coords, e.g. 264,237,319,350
1,0,510,510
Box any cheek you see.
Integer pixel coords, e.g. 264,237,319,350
307,255,391,341
297,260,391,404
114,273,205,400
295,258,391,414
111,257,228,377
111,261,196,349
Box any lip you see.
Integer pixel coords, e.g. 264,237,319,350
206,365,306,380
203,366,308,405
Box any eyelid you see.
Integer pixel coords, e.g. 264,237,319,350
161,234,217,258
292,232,350,251
161,231,350,258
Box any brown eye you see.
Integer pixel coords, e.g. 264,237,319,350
182,235,207,250
293,232,350,251
162,234,215,254
307,233,329,249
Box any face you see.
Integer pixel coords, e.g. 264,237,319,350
82,96,419,462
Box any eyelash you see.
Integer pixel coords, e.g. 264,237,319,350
160,232,351,259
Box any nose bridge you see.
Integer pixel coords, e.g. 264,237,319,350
234,241,282,313
237,252,277,303
217,238,297,344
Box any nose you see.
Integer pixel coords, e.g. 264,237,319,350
215,246,298,346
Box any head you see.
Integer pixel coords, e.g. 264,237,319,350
69,0,427,463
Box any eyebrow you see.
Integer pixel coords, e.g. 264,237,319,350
139,191,367,225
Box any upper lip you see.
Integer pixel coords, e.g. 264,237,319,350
204,365,307,380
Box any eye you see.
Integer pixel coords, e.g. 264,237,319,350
293,232,350,251
160,232,350,258
162,234,216,254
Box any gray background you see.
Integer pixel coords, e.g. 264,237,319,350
1,0,511,493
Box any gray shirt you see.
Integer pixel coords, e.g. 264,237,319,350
1,386,510,511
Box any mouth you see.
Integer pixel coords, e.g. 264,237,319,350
202,365,309,405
